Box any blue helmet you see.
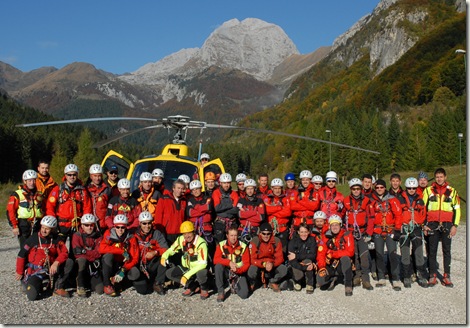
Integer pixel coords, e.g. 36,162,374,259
284,173,295,181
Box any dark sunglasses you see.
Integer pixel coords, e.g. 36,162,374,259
407,187,417,190
140,222,152,226
201,159,208,161
314,183,322,185
82,224,94,227
375,186,385,189
261,232,272,236
115,226,126,230
351,187,362,191
326,180,336,183
66,174,77,177
109,171,118,175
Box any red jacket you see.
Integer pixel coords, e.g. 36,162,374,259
46,180,93,229
212,187,239,220
16,232,68,275
186,194,214,233
99,228,139,271
262,193,292,233
342,194,375,236
249,235,284,268
71,228,102,262
311,223,330,248
213,239,250,274
86,181,111,230
153,193,187,235
134,229,168,264
237,195,266,230
370,191,403,234
105,196,141,230
289,183,319,226
285,187,298,199
399,192,426,225
317,229,354,269
318,186,344,218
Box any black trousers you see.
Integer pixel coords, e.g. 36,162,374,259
214,264,249,299
427,221,453,275
316,256,353,288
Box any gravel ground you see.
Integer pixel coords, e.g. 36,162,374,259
0,219,466,325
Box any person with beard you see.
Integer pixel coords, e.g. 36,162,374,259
211,173,239,243
237,179,266,244
105,178,140,232
151,168,166,194
86,164,111,232
7,170,44,249
203,171,217,197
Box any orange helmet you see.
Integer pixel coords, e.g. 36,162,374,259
204,171,216,181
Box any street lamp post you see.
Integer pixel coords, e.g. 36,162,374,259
325,130,332,171
458,133,463,175
455,49,466,71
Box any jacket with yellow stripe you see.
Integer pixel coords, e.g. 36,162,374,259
422,182,461,226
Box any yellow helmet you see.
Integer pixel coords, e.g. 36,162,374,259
180,221,195,234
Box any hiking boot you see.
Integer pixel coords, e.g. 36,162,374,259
153,284,166,295
418,278,428,288
104,285,117,297
250,284,256,292
182,288,195,297
345,287,353,296
428,274,438,287
353,276,361,287
270,283,281,292
217,292,225,303
306,285,314,294
411,273,417,282
25,284,38,301
376,279,387,288
392,281,401,291
200,290,210,300
53,288,70,298
441,273,454,288
76,287,87,298
371,272,378,281
362,281,374,291
327,277,337,291
293,283,302,291
403,278,412,288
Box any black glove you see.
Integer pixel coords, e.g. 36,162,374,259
392,230,401,241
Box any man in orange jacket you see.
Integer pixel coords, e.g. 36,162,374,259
35,160,57,212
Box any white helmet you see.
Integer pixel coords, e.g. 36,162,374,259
117,178,131,189
41,215,57,228
328,214,342,226
189,180,202,190
235,173,247,183
178,174,190,184
22,170,38,181
152,168,164,178
64,164,79,174
219,173,232,183
405,177,419,188
113,214,128,225
89,164,103,174
270,178,284,187
312,175,323,183
139,211,153,222
81,213,97,224
348,178,362,188
314,211,327,220
200,153,210,160
140,172,152,182
299,170,313,179
244,179,257,188
326,171,338,182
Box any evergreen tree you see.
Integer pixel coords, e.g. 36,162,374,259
73,128,98,176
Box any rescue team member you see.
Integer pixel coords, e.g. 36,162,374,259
46,164,92,243
312,175,324,192
131,211,168,295
213,225,251,302
422,167,461,287
99,214,139,297
416,171,429,197
186,180,214,244
7,170,44,249
86,164,111,231
263,178,292,255
154,179,187,245
151,168,166,194
284,173,297,198
289,170,319,232
399,177,428,288
369,179,403,290
131,172,162,217
105,165,120,198
342,178,375,290
235,173,247,198
212,173,239,243
161,221,210,300
256,174,270,198
287,223,317,294
105,178,140,231
36,160,57,211
15,216,69,301
237,179,266,243
311,211,329,243
389,173,405,203
318,171,344,218
71,213,104,297
247,222,287,292
362,174,374,196
200,153,210,166
178,174,191,196
316,215,355,296
204,171,217,197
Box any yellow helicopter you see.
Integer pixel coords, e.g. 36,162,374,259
17,114,380,192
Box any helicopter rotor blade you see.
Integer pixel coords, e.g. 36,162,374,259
92,125,163,148
204,123,380,155
16,117,162,128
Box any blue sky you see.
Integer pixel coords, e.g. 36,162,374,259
2,0,379,74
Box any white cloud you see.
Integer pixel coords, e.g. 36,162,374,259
36,41,58,49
